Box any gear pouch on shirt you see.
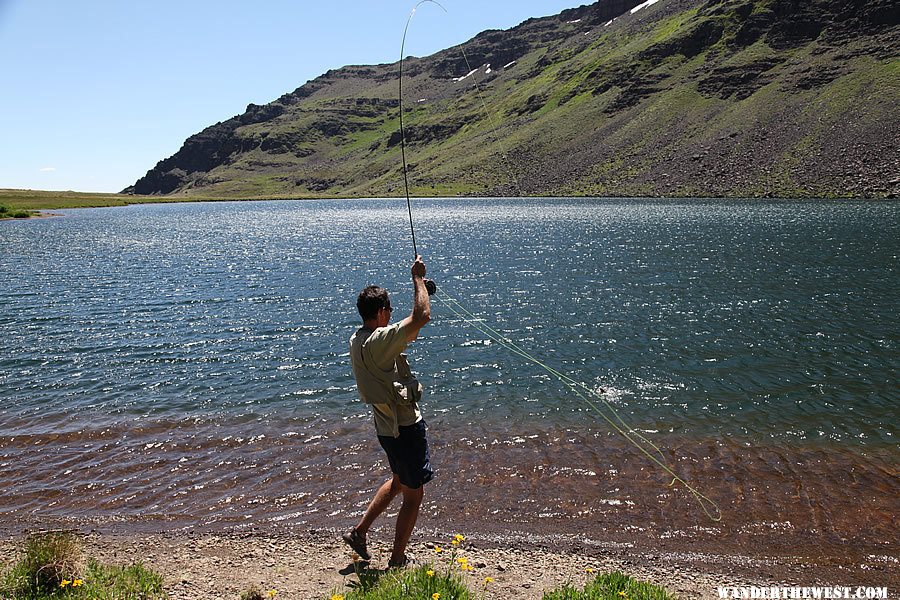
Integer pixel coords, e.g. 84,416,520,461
394,353,423,404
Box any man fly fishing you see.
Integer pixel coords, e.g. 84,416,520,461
343,254,433,568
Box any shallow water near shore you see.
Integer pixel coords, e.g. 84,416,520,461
1,198,897,560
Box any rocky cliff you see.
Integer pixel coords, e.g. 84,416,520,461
126,0,900,198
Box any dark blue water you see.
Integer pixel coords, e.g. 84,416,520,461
1,198,897,554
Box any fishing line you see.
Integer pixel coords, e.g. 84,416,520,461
435,285,723,522
395,2,721,521
439,291,667,464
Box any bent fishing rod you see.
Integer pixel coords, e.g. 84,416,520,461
399,0,443,296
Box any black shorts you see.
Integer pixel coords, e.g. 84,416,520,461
377,419,434,489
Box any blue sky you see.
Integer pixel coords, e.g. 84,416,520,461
0,1,585,193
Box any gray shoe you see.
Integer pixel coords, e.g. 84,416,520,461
341,528,370,561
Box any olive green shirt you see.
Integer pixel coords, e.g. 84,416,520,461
349,321,423,438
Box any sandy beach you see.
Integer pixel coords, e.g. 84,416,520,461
3,524,897,600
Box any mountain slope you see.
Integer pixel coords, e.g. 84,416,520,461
126,0,900,199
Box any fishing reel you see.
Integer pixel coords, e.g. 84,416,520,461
424,279,437,296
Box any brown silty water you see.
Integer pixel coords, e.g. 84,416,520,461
2,417,896,566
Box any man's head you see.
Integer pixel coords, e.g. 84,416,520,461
357,285,393,326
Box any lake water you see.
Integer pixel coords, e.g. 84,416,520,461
0,198,897,559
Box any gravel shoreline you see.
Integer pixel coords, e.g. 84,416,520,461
3,526,897,600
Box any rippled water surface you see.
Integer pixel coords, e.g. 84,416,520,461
1,198,897,555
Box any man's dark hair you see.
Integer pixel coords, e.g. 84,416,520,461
357,285,391,321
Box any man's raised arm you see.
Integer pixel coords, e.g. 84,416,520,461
400,255,431,342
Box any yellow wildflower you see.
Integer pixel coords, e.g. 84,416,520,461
618,592,628,598
267,591,278,598
586,567,595,573
72,579,84,587
453,534,465,542
330,595,344,600
60,580,71,588
434,546,443,553
432,594,441,600
451,539,460,546
426,570,435,577
485,576,494,583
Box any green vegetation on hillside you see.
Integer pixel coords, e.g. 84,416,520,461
110,0,900,200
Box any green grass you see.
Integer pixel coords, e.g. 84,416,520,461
543,571,676,600
0,189,144,210
0,203,34,218
335,562,473,600
329,563,676,600
0,532,167,600
1,533,82,597
0,188,327,211
646,6,703,47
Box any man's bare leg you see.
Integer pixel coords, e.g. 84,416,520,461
390,484,424,565
355,475,402,537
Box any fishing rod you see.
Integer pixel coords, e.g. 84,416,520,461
399,0,441,296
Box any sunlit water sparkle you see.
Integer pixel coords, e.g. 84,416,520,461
1,198,897,556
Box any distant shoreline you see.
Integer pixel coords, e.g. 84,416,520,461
0,211,60,221
2,188,896,217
